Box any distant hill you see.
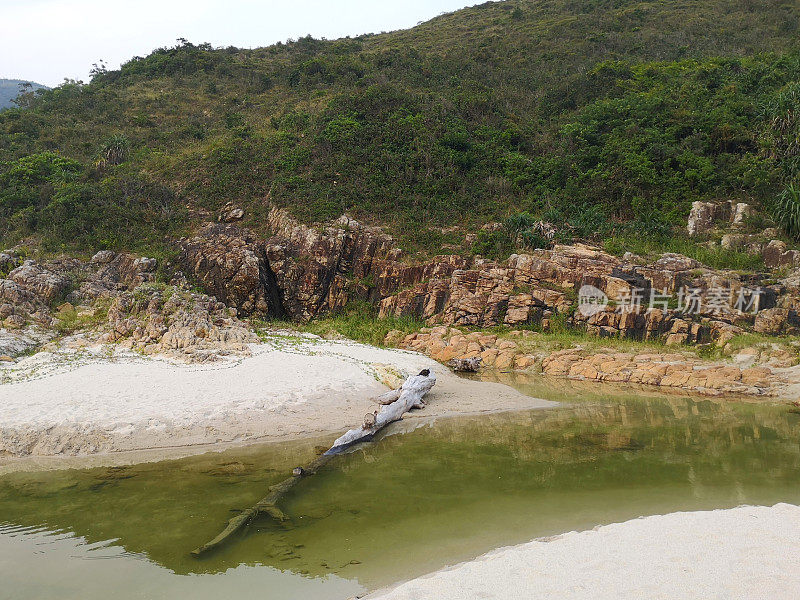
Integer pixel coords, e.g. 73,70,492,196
0,79,49,110
0,0,799,256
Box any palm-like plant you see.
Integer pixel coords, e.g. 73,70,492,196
774,181,800,240
761,82,800,174
95,134,131,171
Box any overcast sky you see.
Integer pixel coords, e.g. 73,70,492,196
1,0,481,87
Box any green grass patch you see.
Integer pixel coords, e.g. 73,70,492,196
254,301,424,347
604,235,765,271
52,299,111,336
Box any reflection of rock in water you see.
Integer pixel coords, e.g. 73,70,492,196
400,377,800,477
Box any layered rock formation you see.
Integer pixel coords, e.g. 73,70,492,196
5,207,800,370
0,249,256,362
178,207,470,322
174,209,800,348
178,223,279,316
541,348,773,396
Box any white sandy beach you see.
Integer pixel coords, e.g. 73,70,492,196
0,334,554,463
368,503,800,600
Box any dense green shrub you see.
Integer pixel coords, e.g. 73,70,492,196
761,81,800,176
0,152,183,251
95,134,131,169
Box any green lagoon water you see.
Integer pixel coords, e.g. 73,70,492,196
1,374,800,599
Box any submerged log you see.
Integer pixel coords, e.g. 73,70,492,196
190,453,332,556
191,369,437,557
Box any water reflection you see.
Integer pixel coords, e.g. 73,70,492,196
1,375,799,598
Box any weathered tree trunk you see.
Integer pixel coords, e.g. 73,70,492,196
191,369,436,557
325,369,436,454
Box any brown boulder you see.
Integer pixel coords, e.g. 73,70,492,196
753,308,799,335
179,224,281,317
8,261,70,304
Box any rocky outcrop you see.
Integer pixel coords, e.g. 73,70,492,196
92,252,157,289
394,326,776,397
541,348,773,396
95,284,258,362
0,326,53,357
217,202,245,223
732,202,752,224
399,327,535,371
178,224,280,316
263,211,400,320
0,257,73,331
687,201,727,236
0,250,257,362
686,200,751,237
634,253,699,293
378,242,764,343
178,208,468,322
571,307,743,346
174,210,790,344
378,260,571,328
378,244,631,328
0,252,21,275
753,308,800,335
8,260,70,305
763,240,800,269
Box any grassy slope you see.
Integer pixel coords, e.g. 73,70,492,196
0,0,799,256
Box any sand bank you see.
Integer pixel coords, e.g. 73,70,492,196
369,503,800,600
0,333,554,466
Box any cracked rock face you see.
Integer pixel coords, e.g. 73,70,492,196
6,207,797,366
754,307,800,335
178,208,416,322
687,201,724,237
1,210,788,362
175,209,786,344
8,261,70,305
178,224,278,316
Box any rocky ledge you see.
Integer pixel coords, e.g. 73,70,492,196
4,206,800,396
393,326,785,397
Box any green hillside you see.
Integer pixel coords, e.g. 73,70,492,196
1,0,799,255
0,79,48,110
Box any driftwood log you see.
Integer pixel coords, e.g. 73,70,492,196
191,369,437,557
325,369,436,453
